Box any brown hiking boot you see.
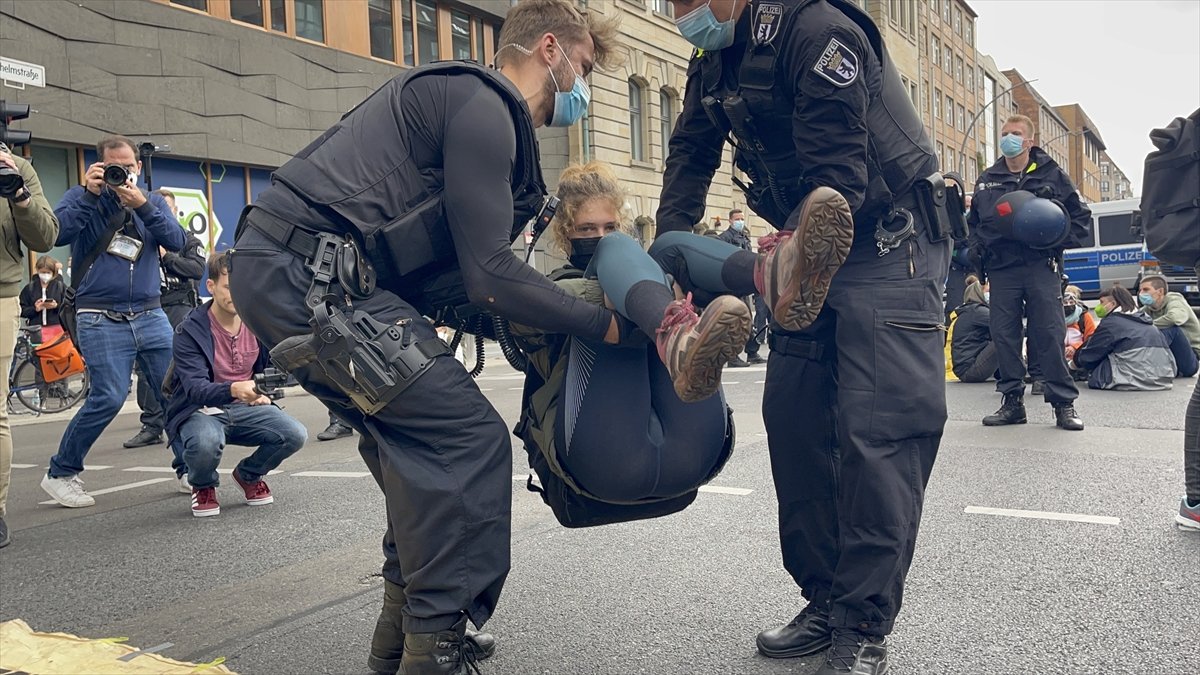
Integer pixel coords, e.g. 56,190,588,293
754,187,854,332
656,293,751,403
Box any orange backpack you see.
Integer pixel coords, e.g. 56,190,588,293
34,334,86,383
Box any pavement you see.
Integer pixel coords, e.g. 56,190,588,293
1,346,1197,675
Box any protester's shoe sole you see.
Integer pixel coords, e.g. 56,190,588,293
765,187,854,332
673,296,752,403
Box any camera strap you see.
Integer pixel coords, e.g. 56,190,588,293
71,207,129,289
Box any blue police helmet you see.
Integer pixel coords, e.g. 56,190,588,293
993,190,1069,249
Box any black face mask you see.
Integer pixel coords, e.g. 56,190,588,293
569,237,602,270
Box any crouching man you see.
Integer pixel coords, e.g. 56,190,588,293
165,252,307,517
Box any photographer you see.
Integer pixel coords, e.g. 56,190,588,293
1,142,59,548
164,252,306,518
126,188,207,450
969,114,1091,431
40,135,187,509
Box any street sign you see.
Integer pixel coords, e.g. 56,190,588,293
0,57,46,89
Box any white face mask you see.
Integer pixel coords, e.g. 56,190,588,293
38,273,52,283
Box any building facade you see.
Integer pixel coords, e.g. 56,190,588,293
975,53,1014,174
1053,103,1106,203
1003,68,1069,170
1099,151,1134,202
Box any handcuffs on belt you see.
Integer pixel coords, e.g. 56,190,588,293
875,208,916,258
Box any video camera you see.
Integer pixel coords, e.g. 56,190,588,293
253,367,289,401
0,101,31,198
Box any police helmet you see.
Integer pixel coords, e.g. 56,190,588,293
993,190,1069,249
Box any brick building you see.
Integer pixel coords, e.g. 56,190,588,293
1053,103,1106,203
1002,68,1070,169
1099,151,1134,202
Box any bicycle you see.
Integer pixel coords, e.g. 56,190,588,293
7,326,89,415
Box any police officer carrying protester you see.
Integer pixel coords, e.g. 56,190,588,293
968,114,1090,431
658,1,954,673
227,1,619,673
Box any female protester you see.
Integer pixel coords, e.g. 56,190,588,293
18,255,66,342
515,161,838,506
1062,286,1096,371
1072,286,1175,391
949,278,999,383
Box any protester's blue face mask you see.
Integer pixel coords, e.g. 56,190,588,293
732,219,745,231
547,40,590,127
1000,133,1026,158
675,0,737,52
1064,305,1082,325
1139,292,1157,308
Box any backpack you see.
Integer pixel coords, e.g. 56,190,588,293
1141,108,1200,267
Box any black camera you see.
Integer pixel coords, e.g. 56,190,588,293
253,367,289,401
103,163,131,187
0,142,24,198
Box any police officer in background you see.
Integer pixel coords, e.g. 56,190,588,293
228,2,621,673
969,114,1089,431
658,1,952,673
125,188,206,450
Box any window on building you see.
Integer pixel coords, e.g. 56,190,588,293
965,19,973,45
230,0,264,26
966,65,973,91
451,9,471,60
474,17,485,61
922,78,930,114
931,37,940,65
943,0,951,23
933,88,942,120
295,0,324,42
909,80,918,108
930,0,939,18
945,95,954,124
936,142,944,164
957,104,965,131
919,24,927,54
630,80,645,161
954,6,962,35
955,55,963,83
1102,181,1110,192
401,0,415,66
270,0,287,31
651,0,674,16
944,46,952,73
171,0,207,10
415,0,438,64
369,0,395,61
1102,164,1109,175
660,89,675,157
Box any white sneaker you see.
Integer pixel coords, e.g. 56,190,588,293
177,474,192,494
40,474,96,508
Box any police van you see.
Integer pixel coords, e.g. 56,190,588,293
1062,198,1144,299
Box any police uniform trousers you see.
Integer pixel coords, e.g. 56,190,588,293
230,223,511,634
988,258,1077,404
762,225,949,636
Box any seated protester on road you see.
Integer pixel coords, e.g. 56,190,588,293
1062,285,1096,367
1072,285,1175,391
949,279,999,383
1138,275,1200,378
18,255,66,343
164,252,307,517
514,162,751,504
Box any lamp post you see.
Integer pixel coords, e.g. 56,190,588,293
957,77,1038,175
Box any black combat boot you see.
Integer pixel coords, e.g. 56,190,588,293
814,629,889,675
399,616,481,675
368,582,495,674
1053,403,1084,431
755,601,832,658
982,393,1027,426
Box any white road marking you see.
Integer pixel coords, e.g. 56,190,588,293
38,477,173,504
84,465,113,470
507,386,523,391
11,463,37,469
698,486,754,496
216,468,282,476
479,388,494,392
124,466,175,473
291,471,372,478
964,505,1120,526
754,380,766,384
723,381,740,385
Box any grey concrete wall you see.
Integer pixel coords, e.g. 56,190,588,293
0,0,405,167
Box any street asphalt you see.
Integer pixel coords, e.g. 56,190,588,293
1,346,1197,674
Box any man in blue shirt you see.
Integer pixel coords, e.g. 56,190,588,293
41,135,187,508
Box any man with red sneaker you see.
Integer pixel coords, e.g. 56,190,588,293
164,252,307,517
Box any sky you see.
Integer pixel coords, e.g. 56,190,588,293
970,0,1200,194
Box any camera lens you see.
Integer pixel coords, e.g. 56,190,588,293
0,167,23,198
103,163,129,187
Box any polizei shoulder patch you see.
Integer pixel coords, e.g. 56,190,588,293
753,3,784,45
812,36,859,87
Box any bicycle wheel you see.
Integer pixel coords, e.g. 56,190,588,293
12,361,89,414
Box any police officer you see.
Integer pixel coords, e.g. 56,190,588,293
125,189,206,450
969,114,1089,431
659,1,951,673
227,2,621,673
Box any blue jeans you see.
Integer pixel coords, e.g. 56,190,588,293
49,309,180,478
178,402,307,489
1161,325,1200,378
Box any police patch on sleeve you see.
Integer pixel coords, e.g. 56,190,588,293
812,36,860,87
753,3,784,45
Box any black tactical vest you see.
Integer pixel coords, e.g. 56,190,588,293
270,61,546,286
716,0,936,225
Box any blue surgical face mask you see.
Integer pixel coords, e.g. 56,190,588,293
1000,133,1025,159
547,40,589,127
732,219,745,231
675,0,737,52
1139,292,1156,308
1065,305,1082,325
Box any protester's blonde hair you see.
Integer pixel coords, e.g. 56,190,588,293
548,161,631,256
495,0,622,72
